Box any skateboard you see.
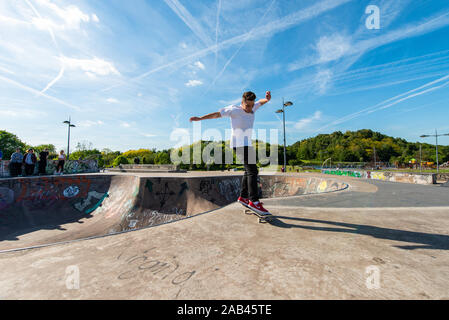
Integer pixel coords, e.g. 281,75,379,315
243,207,273,223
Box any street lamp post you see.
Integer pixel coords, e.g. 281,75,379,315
63,117,76,160
275,98,293,172
420,129,449,174
419,143,422,173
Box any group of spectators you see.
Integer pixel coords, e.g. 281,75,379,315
0,148,67,177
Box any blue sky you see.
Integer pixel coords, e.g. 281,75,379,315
1,0,449,152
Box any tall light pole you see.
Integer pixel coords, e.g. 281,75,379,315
63,117,76,160
275,98,293,172
419,143,422,173
420,129,449,174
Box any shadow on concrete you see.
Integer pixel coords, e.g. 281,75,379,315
0,213,93,242
270,216,449,251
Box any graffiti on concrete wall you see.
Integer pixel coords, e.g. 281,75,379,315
63,186,80,198
74,191,108,214
0,161,9,178
0,176,109,216
0,187,14,211
218,178,241,202
15,177,91,202
371,172,386,181
47,160,98,175
322,170,363,178
322,169,435,185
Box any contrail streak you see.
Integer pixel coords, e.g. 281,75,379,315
214,0,222,73
25,0,65,95
0,74,81,111
203,0,277,96
315,74,449,132
164,0,213,46
102,0,354,92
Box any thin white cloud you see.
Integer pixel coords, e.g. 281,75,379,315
91,14,100,23
78,120,105,127
316,34,352,63
315,69,333,94
295,111,323,130
0,14,30,26
194,61,205,70
0,109,46,118
106,98,119,103
185,79,203,87
289,10,449,72
34,0,91,30
120,122,131,128
218,98,241,105
60,56,120,77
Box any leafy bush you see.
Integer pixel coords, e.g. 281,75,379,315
112,155,129,167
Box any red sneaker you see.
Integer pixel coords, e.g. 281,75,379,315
237,196,250,207
248,201,271,216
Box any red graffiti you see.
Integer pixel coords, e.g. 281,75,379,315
15,177,92,203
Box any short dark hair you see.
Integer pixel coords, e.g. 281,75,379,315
242,91,256,101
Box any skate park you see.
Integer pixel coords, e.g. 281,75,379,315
1,0,449,302
0,170,448,299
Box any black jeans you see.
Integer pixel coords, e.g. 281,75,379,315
24,163,35,176
234,146,259,202
38,160,47,175
10,162,22,177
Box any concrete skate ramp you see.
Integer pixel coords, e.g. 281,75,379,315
0,174,348,251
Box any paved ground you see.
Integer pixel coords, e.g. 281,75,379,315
274,178,449,207
0,172,448,299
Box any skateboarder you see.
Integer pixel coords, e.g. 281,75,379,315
190,90,272,216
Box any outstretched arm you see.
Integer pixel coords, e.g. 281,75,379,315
189,112,221,122
257,91,271,106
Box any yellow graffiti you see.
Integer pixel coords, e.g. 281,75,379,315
318,181,327,192
371,172,386,181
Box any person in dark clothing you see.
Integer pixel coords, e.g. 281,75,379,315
23,149,37,176
134,157,140,164
38,148,49,175
190,90,272,216
10,148,23,177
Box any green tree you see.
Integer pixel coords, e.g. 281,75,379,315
0,130,27,159
154,152,171,164
112,155,129,167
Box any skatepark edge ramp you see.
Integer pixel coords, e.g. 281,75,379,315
0,174,349,251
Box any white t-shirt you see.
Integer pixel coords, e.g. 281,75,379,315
219,102,261,148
